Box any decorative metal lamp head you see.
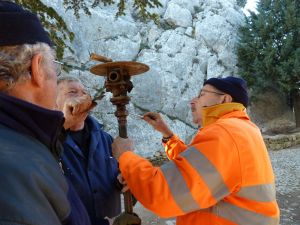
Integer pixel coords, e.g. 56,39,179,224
90,60,149,96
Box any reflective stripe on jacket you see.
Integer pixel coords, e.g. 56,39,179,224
119,103,280,225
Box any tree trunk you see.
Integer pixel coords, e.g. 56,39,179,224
293,90,300,127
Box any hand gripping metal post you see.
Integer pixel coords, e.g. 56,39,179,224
90,53,149,216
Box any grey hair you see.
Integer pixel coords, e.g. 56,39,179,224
57,76,81,85
0,42,55,92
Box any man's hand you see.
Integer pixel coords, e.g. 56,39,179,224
111,213,141,225
62,94,96,130
67,94,95,115
63,110,88,130
117,174,129,193
143,112,173,137
112,137,134,161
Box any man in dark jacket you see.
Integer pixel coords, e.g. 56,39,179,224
0,2,140,225
56,76,122,225
0,1,77,224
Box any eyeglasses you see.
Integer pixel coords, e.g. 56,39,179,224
53,60,64,77
198,89,225,98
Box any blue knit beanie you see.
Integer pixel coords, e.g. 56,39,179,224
204,76,249,107
0,1,53,47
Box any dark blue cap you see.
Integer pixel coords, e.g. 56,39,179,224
204,76,249,107
0,1,53,47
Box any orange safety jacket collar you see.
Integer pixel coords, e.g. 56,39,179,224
201,102,247,127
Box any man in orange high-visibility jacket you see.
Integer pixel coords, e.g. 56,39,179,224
112,76,280,225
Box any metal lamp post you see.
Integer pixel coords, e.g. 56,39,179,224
90,53,149,216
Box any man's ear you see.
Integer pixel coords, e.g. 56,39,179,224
30,53,44,88
222,94,233,103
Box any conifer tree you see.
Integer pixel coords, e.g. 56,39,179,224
237,0,300,126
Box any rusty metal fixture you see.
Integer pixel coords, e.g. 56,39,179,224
90,54,149,216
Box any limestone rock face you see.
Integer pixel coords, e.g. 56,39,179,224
43,0,244,156
163,2,193,27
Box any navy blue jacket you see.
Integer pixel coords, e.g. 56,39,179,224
0,93,91,225
61,116,121,225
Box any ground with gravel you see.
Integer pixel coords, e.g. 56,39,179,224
131,146,300,225
270,146,300,225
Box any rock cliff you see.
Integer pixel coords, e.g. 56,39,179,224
44,0,245,156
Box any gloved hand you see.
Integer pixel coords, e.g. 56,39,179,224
112,212,141,225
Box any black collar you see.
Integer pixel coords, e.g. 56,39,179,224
0,93,65,158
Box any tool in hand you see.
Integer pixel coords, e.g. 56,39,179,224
128,113,144,119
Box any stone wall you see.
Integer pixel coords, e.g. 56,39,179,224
264,132,300,151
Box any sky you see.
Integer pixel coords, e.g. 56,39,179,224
243,0,258,15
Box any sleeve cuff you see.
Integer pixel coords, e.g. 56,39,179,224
162,134,178,145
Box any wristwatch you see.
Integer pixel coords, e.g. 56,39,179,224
162,134,173,143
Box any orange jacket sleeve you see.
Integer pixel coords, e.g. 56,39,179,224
119,151,185,217
163,134,187,159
